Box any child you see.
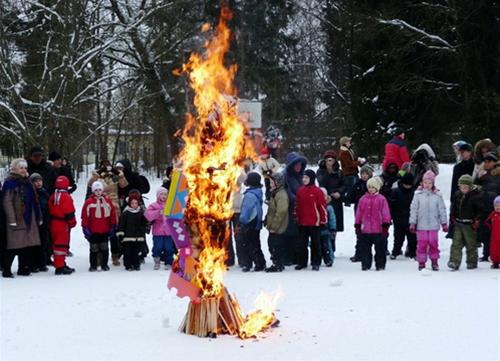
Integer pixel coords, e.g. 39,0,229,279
117,194,148,271
258,147,281,202
145,187,175,270
30,173,50,271
389,173,417,260
355,177,391,271
348,165,373,262
485,196,500,269
48,176,77,275
409,171,447,270
264,172,289,272
448,174,485,270
81,181,117,271
295,169,327,271
320,188,336,267
239,172,266,272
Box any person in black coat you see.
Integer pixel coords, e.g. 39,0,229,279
316,150,346,232
379,162,400,199
450,143,475,203
115,159,150,206
29,173,51,271
26,145,57,194
389,173,417,259
0,181,5,272
49,152,77,194
283,152,307,265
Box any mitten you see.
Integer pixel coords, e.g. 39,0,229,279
441,223,449,233
83,228,92,239
409,224,416,233
354,224,361,237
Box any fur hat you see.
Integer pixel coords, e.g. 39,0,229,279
494,196,500,206
304,169,317,185
91,180,104,192
323,150,337,159
360,164,374,177
245,172,262,188
422,170,436,183
367,177,381,192
29,173,42,182
458,174,473,188
339,136,352,147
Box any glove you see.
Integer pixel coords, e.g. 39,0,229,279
354,224,361,237
472,219,481,231
83,228,92,240
409,224,416,233
441,223,449,233
382,223,390,238
108,225,117,237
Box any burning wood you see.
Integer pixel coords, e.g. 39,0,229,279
165,6,280,340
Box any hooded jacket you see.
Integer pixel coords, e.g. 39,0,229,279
409,188,447,230
382,135,411,171
144,190,171,236
389,181,415,226
239,187,264,230
265,178,289,234
81,194,117,234
355,192,391,234
295,183,327,227
284,152,307,204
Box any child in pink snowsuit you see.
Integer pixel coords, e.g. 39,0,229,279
409,170,448,271
485,196,500,269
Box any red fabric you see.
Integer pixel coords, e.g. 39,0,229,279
486,211,500,263
295,185,327,226
49,190,76,268
55,176,70,190
382,136,411,170
355,193,392,234
81,195,117,234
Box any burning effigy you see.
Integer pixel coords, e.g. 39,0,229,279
165,7,280,339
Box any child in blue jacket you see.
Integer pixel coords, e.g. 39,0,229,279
320,188,337,266
238,172,266,272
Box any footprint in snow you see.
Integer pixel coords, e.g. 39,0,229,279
329,279,344,287
420,269,432,277
162,317,170,328
133,311,143,318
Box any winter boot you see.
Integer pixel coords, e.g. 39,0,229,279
112,254,121,266
418,262,426,271
55,267,73,275
466,263,477,270
89,252,98,271
431,260,439,271
311,265,320,271
253,264,266,272
265,265,283,273
350,255,361,262
447,261,459,271
491,263,499,269
101,250,109,270
153,257,161,270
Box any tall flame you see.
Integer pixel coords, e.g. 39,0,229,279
178,8,250,298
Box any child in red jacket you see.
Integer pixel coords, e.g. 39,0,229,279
49,176,76,275
81,181,117,271
486,196,500,269
295,169,327,271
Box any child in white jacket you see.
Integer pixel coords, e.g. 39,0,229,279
409,170,448,271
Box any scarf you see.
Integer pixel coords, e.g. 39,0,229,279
2,173,40,226
87,195,112,218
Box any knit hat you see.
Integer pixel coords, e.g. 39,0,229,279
156,187,168,198
29,145,44,156
10,158,28,171
48,151,62,161
401,173,414,186
260,147,270,157
392,127,404,136
483,152,498,162
270,171,285,189
367,177,381,192
458,143,473,152
29,173,43,182
360,164,374,177
494,196,500,206
339,136,352,146
245,172,262,188
55,176,70,190
91,180,104,192
458,174,473,188
453,140,467,149
304,169,317,185
422,170,436,183
128,192,141,205
323,150,337,159
115,162,125,168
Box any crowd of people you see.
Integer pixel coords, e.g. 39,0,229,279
0,130,499,278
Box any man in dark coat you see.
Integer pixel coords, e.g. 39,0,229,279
115,159,150,206
26,145,57,194
49,152,77,194
450,143,475,203
316,150,346,232
283,152,307,265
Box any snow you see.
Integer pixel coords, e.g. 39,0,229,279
1,164,499,360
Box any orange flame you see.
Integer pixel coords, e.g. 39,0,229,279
177,8,250,298
238,289,283,339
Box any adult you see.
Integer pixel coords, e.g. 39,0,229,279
0,180,5,272
379,163,400,200
26,145,57,194
407,143,439,188
452,140,467,163
49,151,77,193
316,150,346,232
450,143,475,203
2,159,42,278
283,152,307,265
382,127,411,171
115,159,150,206
474,152,500,261
258,147,281,202
339,136,365,205
473,138,498,181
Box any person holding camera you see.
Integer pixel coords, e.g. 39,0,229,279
258,147,281,202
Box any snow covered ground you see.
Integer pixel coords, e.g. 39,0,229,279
1,164,499,360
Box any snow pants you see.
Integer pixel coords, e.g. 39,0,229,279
392,224,417,258
320,232,336,265
450,223,478,267
267,233,285,268
237,219,266,269
89,233,109,268
50,220,70,269
297,226,321,267
152,235,175,265
360,233,386,270
416,230,439,263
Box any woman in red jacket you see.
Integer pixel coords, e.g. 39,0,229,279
48,176,76,275
382,127,411,171
81,181,117,271
295,169,327,271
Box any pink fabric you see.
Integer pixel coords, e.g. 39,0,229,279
144,201,170,236
422,170,436,183
416,230,440,263
355,193,391,234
